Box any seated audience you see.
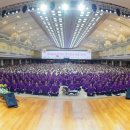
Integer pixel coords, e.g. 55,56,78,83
0,63,130,96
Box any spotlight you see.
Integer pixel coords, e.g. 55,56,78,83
105,9,108,12
78,3,85,11
12,12,15,15
114,10,117,14
31,7,34,11
40,4,48,12
28,8,30,11
125,12,129,17
100,9,103,12
62,3,69,11
121,12,127,17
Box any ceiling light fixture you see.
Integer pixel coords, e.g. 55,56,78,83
70,12,102,48
62,3,69,11
78,3,85,11
40,4,48,12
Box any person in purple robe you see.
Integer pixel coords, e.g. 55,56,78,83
68,81,75,91
87,83,95,96
50,82,59,96
96,83,103,95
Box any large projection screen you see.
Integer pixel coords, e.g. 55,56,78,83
42,51,91,59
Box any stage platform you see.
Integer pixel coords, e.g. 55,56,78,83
0,96,130,130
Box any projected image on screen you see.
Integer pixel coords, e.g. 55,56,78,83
42,51,91,59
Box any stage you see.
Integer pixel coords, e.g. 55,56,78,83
0,96,130,130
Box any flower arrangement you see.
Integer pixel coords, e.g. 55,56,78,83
0,84,7,88
0,84,9,95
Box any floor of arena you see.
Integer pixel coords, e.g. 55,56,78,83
0,96,130,130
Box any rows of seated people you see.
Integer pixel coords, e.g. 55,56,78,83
0,63,129,74
82,73,129,96
0,63,130,96
0,73,60,96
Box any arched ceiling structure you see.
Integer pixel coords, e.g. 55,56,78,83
0,0,130,9
0,0,130,52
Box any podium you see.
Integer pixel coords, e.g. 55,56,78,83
0,87,18,108
3,93,18,108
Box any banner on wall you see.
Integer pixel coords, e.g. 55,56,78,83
42,51,91,59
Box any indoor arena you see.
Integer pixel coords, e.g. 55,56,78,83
0,0,130,130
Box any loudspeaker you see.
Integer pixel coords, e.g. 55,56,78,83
22,5,27,13
126,88,130,99
2,10,6,17
4,93,18,108
50,1,55,10
116,8,121,16
92,4,97,12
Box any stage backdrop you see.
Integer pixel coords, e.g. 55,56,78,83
42,51,91,59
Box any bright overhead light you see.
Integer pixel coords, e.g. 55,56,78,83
62,3,69,10
54,19,57,22
58,14,62,16
78,3,85,11
51,10,55,13
80,14,84,17
58,11,61,14
80,11,84,15
40,4,48,12
32,8,34,11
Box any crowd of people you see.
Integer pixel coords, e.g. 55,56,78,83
0,63,130,96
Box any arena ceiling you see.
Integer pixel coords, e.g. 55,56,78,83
0,0,130,10
0,0,130,52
